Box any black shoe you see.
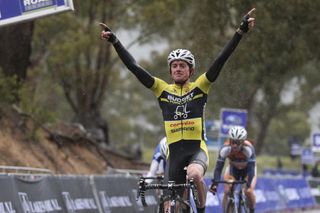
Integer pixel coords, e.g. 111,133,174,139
197,207,205,213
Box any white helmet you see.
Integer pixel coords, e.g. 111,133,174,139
167,49,195,68
228,126,247,141
159,137,167,158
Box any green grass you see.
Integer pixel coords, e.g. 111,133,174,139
143,147,302,175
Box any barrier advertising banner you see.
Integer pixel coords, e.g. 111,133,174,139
56,176,99,213
0,0,74,27
93,175,158,213
0,174,317,213
312,132,320,152
204,176,316,213
2,175,67,212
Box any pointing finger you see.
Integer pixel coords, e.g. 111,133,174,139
99,23,112,32
247,8,256,16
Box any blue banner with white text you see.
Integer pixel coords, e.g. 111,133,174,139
204,176,316,213
0,0,74,26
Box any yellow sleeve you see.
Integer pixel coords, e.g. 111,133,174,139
195,73,212,94
150,77,168,97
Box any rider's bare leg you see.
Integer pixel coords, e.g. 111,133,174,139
245,174,257,211
223,166,234,212
187,163,206,212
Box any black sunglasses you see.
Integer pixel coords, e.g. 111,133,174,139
230,139,244,145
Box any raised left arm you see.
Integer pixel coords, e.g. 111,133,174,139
206,8,256,82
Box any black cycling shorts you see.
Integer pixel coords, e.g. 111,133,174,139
164,140,208,196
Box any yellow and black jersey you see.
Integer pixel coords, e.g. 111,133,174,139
150,73,211,154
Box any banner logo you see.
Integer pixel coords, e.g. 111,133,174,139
220,108,248,137
20,0,56,13
99,191,133,212
62,192,97,212
0,202,16,213
18,192,62,213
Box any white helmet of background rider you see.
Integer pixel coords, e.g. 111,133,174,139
159,137,167,158
228,126,247,141
167,49,195,69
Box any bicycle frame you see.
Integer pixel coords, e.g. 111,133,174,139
214,180,249,213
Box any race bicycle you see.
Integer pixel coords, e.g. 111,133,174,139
137,176,200,213
213,179,249,213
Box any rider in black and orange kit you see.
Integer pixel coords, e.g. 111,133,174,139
210,126,257,213
100,9,256,212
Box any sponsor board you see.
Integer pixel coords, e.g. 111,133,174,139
220,108,248,137
0,0,74,26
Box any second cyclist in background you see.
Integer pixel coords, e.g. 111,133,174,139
210,126,257,213
146,137,167,183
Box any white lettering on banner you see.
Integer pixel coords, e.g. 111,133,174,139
0,202,16,213
99,191,133,208
23,0,54,11
205,192,219,206
131,189,144,211
23,0,50,6
285,188,300,200
143,195,157,205
18,192,62,213
298,187,312,198
62,192,97,211
254,190,267,203
264,191,280,201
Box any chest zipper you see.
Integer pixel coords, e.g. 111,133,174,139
180,86,184,138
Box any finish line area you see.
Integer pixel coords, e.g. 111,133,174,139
0,166,319,212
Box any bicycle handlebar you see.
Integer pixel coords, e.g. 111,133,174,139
137,176,199,207
213,179,247,185
139,176,164,181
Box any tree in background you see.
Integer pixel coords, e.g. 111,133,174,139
0,22,34,103
31,0,141,145
0,0,319,155
129,0,319,154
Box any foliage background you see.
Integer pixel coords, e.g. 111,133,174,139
0,0,319,165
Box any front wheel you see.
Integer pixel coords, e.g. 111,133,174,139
158,202,164,213
225,199,237,213
238,204,249,213
237,191,249,213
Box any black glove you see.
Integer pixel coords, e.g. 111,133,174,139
99,23,118,44
239,14,250,33
209,180,218,195
238,8,256,34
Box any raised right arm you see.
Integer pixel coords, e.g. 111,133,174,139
113,41,155,88
100,24,155,88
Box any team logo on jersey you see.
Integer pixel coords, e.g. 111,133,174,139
167,92,194,104
174,104,190,119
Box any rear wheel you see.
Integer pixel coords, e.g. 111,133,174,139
177,199,191,213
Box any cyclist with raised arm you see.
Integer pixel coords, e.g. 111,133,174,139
210,126,257,213
100,8,256,213
145,137,167,183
